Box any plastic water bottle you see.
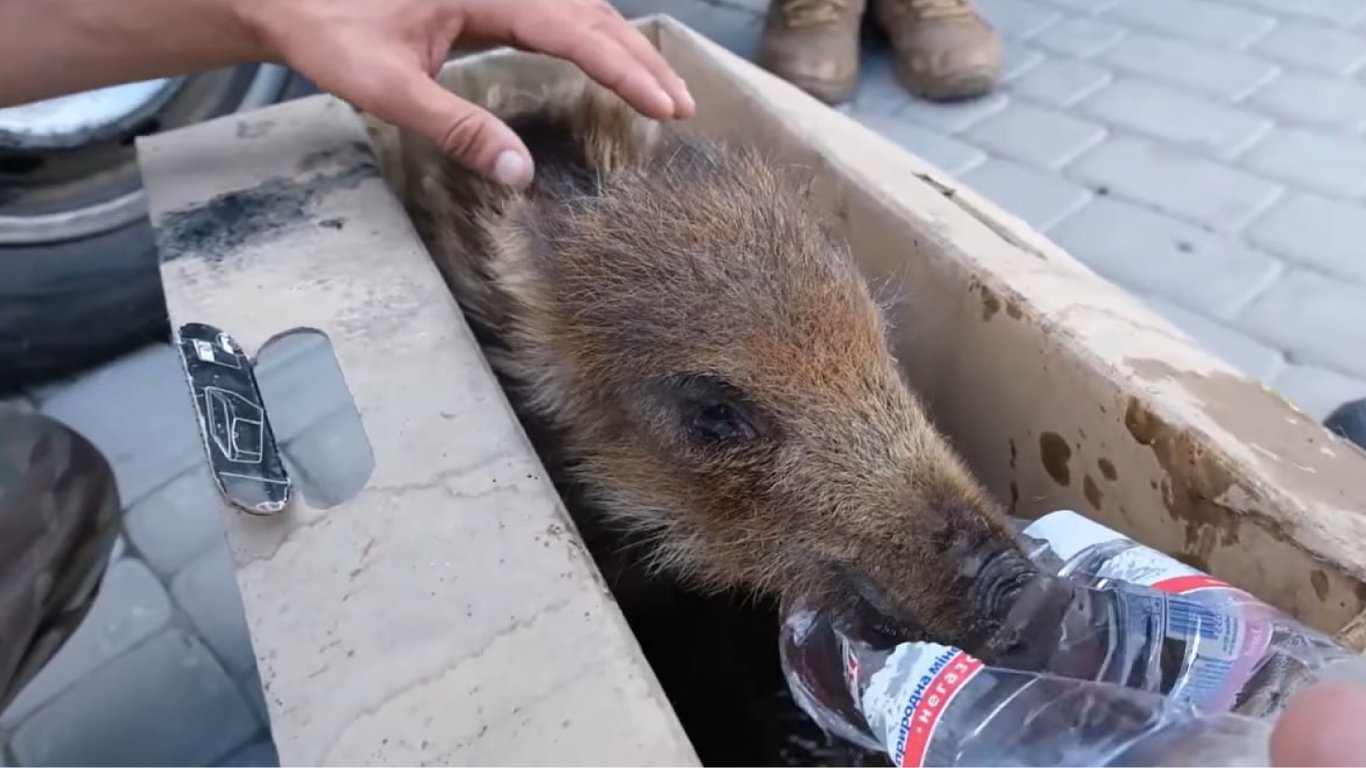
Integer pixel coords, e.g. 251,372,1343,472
779,511,1366,764
1015,510,1366,717
780,597,1273,767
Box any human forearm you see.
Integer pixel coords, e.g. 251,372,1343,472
0,0,693,189
0,0,266,108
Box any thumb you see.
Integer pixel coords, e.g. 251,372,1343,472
1270,682,1366,766
392,73,535,188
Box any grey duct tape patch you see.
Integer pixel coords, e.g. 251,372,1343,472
175,322,291,515
154,141,377,264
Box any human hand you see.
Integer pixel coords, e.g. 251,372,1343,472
1269,681,1366,766
236,0,696,188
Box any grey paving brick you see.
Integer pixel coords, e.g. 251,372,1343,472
0,396,34,415
238,668,271,727
254,330,363,445
1001,44,1047,83
977,0,1062,39
1068,135,1283,232
657,1,762,61
172,544,257,676
1251,21,1366,75
0,558,172,728
22,380,66,408
1247,192,1366,282
1140,295,1286,381
281,405,374,509
963,101,1106,168
897,91,1011,134
854,111,987,175
1247,72,1366,131
11,630,257,767
1033,16,1128,58
720,0,766,13
124,464,226,578
855,45,1035,117
607,0,658,17
1235,0,1366,27
1034,0,1122,13
1103,0,1277,49
613,0,762,31
1273,364,1366,421
1010,58,1112,107
1077,78,1271,158
1099,33,1280,99
1238,269,1366,379
853,53,910,115
1049,197,1282,316
1242,126,1366,199
960,158,1093,231
38,343,204,507
218,740,280,767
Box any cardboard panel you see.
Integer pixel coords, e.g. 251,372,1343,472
138,13,1366,765
137,77,696,766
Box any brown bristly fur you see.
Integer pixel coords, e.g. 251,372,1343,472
386,79,1023,654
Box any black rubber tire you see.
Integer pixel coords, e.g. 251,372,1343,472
0,219,169,395
0,72,320,398
1326,399,1366,452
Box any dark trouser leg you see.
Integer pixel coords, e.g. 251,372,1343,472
0,405,121,714
1326,399,1366,452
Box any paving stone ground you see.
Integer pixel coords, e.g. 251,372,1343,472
3,0,1365,764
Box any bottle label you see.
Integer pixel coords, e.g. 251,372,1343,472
1095,549,1275,712
1029,513,1275,713
1120,589,1270,711
861,643,985,767
1090,546,1234,593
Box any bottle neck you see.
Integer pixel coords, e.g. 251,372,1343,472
962,548,1079,666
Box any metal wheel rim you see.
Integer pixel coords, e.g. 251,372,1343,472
0,64,291,246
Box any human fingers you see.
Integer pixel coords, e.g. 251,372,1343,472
1269,682,1366,767
468,0,686,120
365,62,534,187
582,3,695,117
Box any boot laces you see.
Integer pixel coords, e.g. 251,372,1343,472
897,0,975,20
778,0,851,27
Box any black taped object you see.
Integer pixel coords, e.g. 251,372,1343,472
1325,399,1366,452
0,407,122,713
175,322,291,515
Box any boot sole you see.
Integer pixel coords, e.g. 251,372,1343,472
756,55,859,106
891,61,1000,103
785,74,859,106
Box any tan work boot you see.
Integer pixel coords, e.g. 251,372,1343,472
871,0,1002,102
757,0,867,106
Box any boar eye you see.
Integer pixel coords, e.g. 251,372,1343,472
692,401,757,444
663,373,768,447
